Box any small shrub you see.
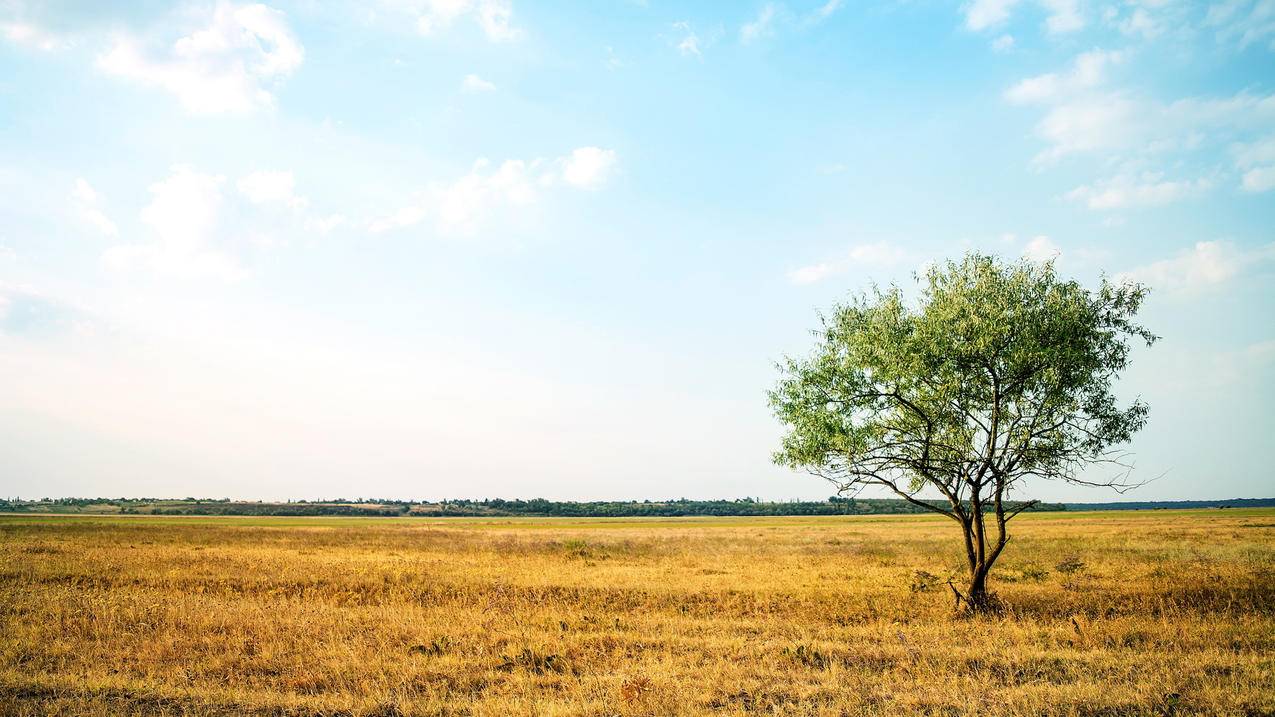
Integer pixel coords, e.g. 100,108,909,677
1056,556,1086,574
1019,565,1050,582
497,648,572,675
783,643,831,670
408,636,451,656
909,570,940,592
560,539,607,560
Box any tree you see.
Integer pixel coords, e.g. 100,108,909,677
769,253,1156,611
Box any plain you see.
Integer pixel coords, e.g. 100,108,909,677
1,509,1272,716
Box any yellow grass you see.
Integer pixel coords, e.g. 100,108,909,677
2,510,1272,716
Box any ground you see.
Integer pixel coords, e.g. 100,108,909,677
1,510,1272,716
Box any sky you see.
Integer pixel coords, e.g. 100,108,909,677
0,0,1272,503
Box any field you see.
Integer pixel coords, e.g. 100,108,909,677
1,510,1272,716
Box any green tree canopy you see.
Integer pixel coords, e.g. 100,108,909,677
769,253,1157,609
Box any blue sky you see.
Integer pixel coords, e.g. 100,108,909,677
0,0,1272,502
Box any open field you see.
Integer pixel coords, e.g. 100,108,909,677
1,510,1272,716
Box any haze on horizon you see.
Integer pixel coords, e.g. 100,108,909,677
1,0,1272,503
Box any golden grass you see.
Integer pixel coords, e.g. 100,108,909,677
1,510,1272,716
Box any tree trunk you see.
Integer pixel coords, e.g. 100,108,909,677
967,568,992,612
960,512,999,613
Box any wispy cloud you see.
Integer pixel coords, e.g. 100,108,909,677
1,20,69,51
97,2,303,114
1004,49,1124,106
368,147,618,235
237,170,307,210
964,0,1021,31
1021,235,1061,262
740,4,777,44
1204,0,1275,51
101,164,339,279
1039,0,1083,33
671,21,703,57
963,0,1084,34
810,0,843,23
1005,44,1275,199
787,242,908,285
70,178,118,238
1064,172,1213,210
104,166,245,280
462,73,496,93
416,0,521,42
1118,241,1275,295
560,147,618,190
1234,135,1275,193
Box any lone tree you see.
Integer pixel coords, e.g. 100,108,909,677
769,253,1156,611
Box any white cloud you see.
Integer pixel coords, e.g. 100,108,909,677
104,167,245,280
70,178,119,238
461,73,496,93
1040,0,1084,33
1064,172,1213,209
672,21,702,57
475,0,520,41
965,0,1083,33
1033,96,1147,165
1004,49,1124,105
811,0,843,22
736,0,841,39
97,2,303,114
787,263,835,285
1119,7,1164,38
1234,135,1275,192
560,147,617,190
415,0,470,33
1022,235,1061,261
1234,135,1275,167
237,170,306,209
741,4,777,43
1241,165,1275,192
434,159,537,230
369,147,617,235
1098,1,1273,48
604,46,624,70
1,21,68,51
1007,46,1275,171
417,0,521,42
235,171,347,233
787,241,908,285
992,33,1015,51
965,0,1022,30
1118,241,1275,294
305,214,346,235
140,168,225,252
1205,0,1275,51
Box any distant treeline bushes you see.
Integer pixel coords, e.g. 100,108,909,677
6,497,1269,517
0,496,1068,517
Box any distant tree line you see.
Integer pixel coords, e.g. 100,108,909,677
1063,498,1275,511
5,496,1268,518
0,496,1067,517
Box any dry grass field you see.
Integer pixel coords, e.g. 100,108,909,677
1,510,1272,716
